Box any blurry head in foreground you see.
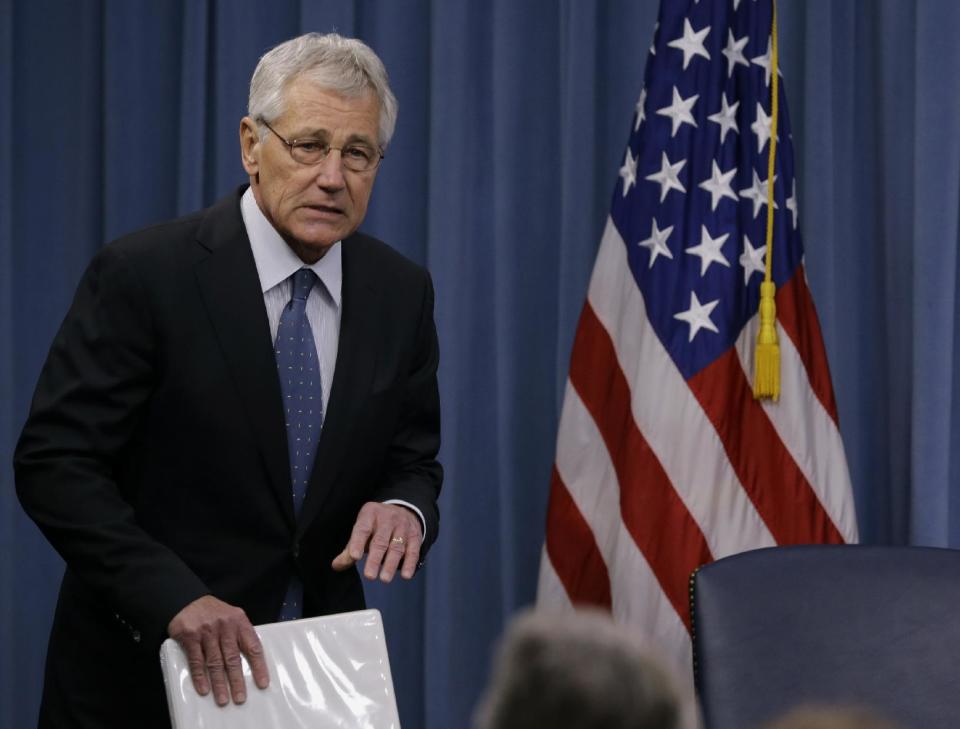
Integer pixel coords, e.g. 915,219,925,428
762,705,904,729
473,609,680,729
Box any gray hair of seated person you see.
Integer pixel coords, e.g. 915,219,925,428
248,32,398,149
762,705,904,729
473,608,681,729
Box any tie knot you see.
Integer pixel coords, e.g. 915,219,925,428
291,268,317,302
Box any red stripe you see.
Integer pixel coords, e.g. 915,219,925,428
544,466,613,609
569,303,712,630
776,268,840,424
688,348,845,544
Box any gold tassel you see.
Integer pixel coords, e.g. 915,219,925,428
753,281,780,400
753,0,781,401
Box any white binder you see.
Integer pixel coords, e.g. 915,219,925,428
160,609,401,728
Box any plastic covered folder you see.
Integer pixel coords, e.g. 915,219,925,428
160,608,401,729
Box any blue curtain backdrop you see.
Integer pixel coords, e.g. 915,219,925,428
2,1,960,727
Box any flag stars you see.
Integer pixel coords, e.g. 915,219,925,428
739,235,767,285
698,161,738,211
645,152,687,202
637,220,674,268
685,225,731,276
708,94,739,144
751,37,779,88
786,180,799,229
740,170,778,219
751,102,777,154
674,292,720,342
667,18,711,70
721,30,749,78
634,88,647,131
619,147,638,197
656,86,699,137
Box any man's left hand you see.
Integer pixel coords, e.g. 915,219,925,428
331,502,422,582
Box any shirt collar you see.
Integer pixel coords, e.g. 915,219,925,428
241,187,342,307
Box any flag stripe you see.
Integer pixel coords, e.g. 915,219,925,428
774,269,840,423
589,219,777,557
551,383,692,664
539,549,697,705
543,466,613,609
688,346,846,544
538,542,696,706
535,545,575,612
569,302,712,629
735,314,859,541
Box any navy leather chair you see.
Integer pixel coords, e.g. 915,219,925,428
690,545,960,729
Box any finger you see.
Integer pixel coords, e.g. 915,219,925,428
202,629,230,706
378,535,407,583
219,630,247,704
346,508,376,562
331,547,358,571
364,524,394,580
238,622,270,690
183,636,210,696
400,534,422,580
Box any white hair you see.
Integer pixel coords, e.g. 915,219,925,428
248,32,398,149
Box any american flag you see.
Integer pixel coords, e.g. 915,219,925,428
536,0,858,695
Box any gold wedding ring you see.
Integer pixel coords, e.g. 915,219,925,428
391,536,405,546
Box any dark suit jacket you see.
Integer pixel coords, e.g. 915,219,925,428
14,187,442,728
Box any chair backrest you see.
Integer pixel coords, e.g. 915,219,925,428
690,545,960,729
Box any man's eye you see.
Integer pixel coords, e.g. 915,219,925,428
297,141,324,153
345,146,373,161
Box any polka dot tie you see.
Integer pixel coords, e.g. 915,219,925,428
276,268,324,621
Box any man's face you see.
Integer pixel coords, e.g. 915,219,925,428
240,77,382,262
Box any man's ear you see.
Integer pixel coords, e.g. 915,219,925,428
239,117,261,176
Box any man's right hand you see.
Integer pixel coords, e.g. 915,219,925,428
167,595,270,706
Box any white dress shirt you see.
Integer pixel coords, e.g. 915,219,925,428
240,188,425,538
242,188,341,413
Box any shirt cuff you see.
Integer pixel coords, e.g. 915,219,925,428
383,499,426,540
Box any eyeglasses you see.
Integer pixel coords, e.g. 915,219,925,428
257,118,384,173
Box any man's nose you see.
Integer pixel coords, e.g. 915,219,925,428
313,150,346,189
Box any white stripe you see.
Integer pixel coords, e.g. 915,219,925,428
735,314,859,542
535,546,574,612
552,382,693,687
587,217,776,558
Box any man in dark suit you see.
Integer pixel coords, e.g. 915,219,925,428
14,32,441,728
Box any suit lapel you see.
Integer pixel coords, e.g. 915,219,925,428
298,235,380,535
193,190,296,528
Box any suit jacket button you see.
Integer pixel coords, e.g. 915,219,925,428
292,542,300,559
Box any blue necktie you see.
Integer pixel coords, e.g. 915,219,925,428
276,268,324,620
